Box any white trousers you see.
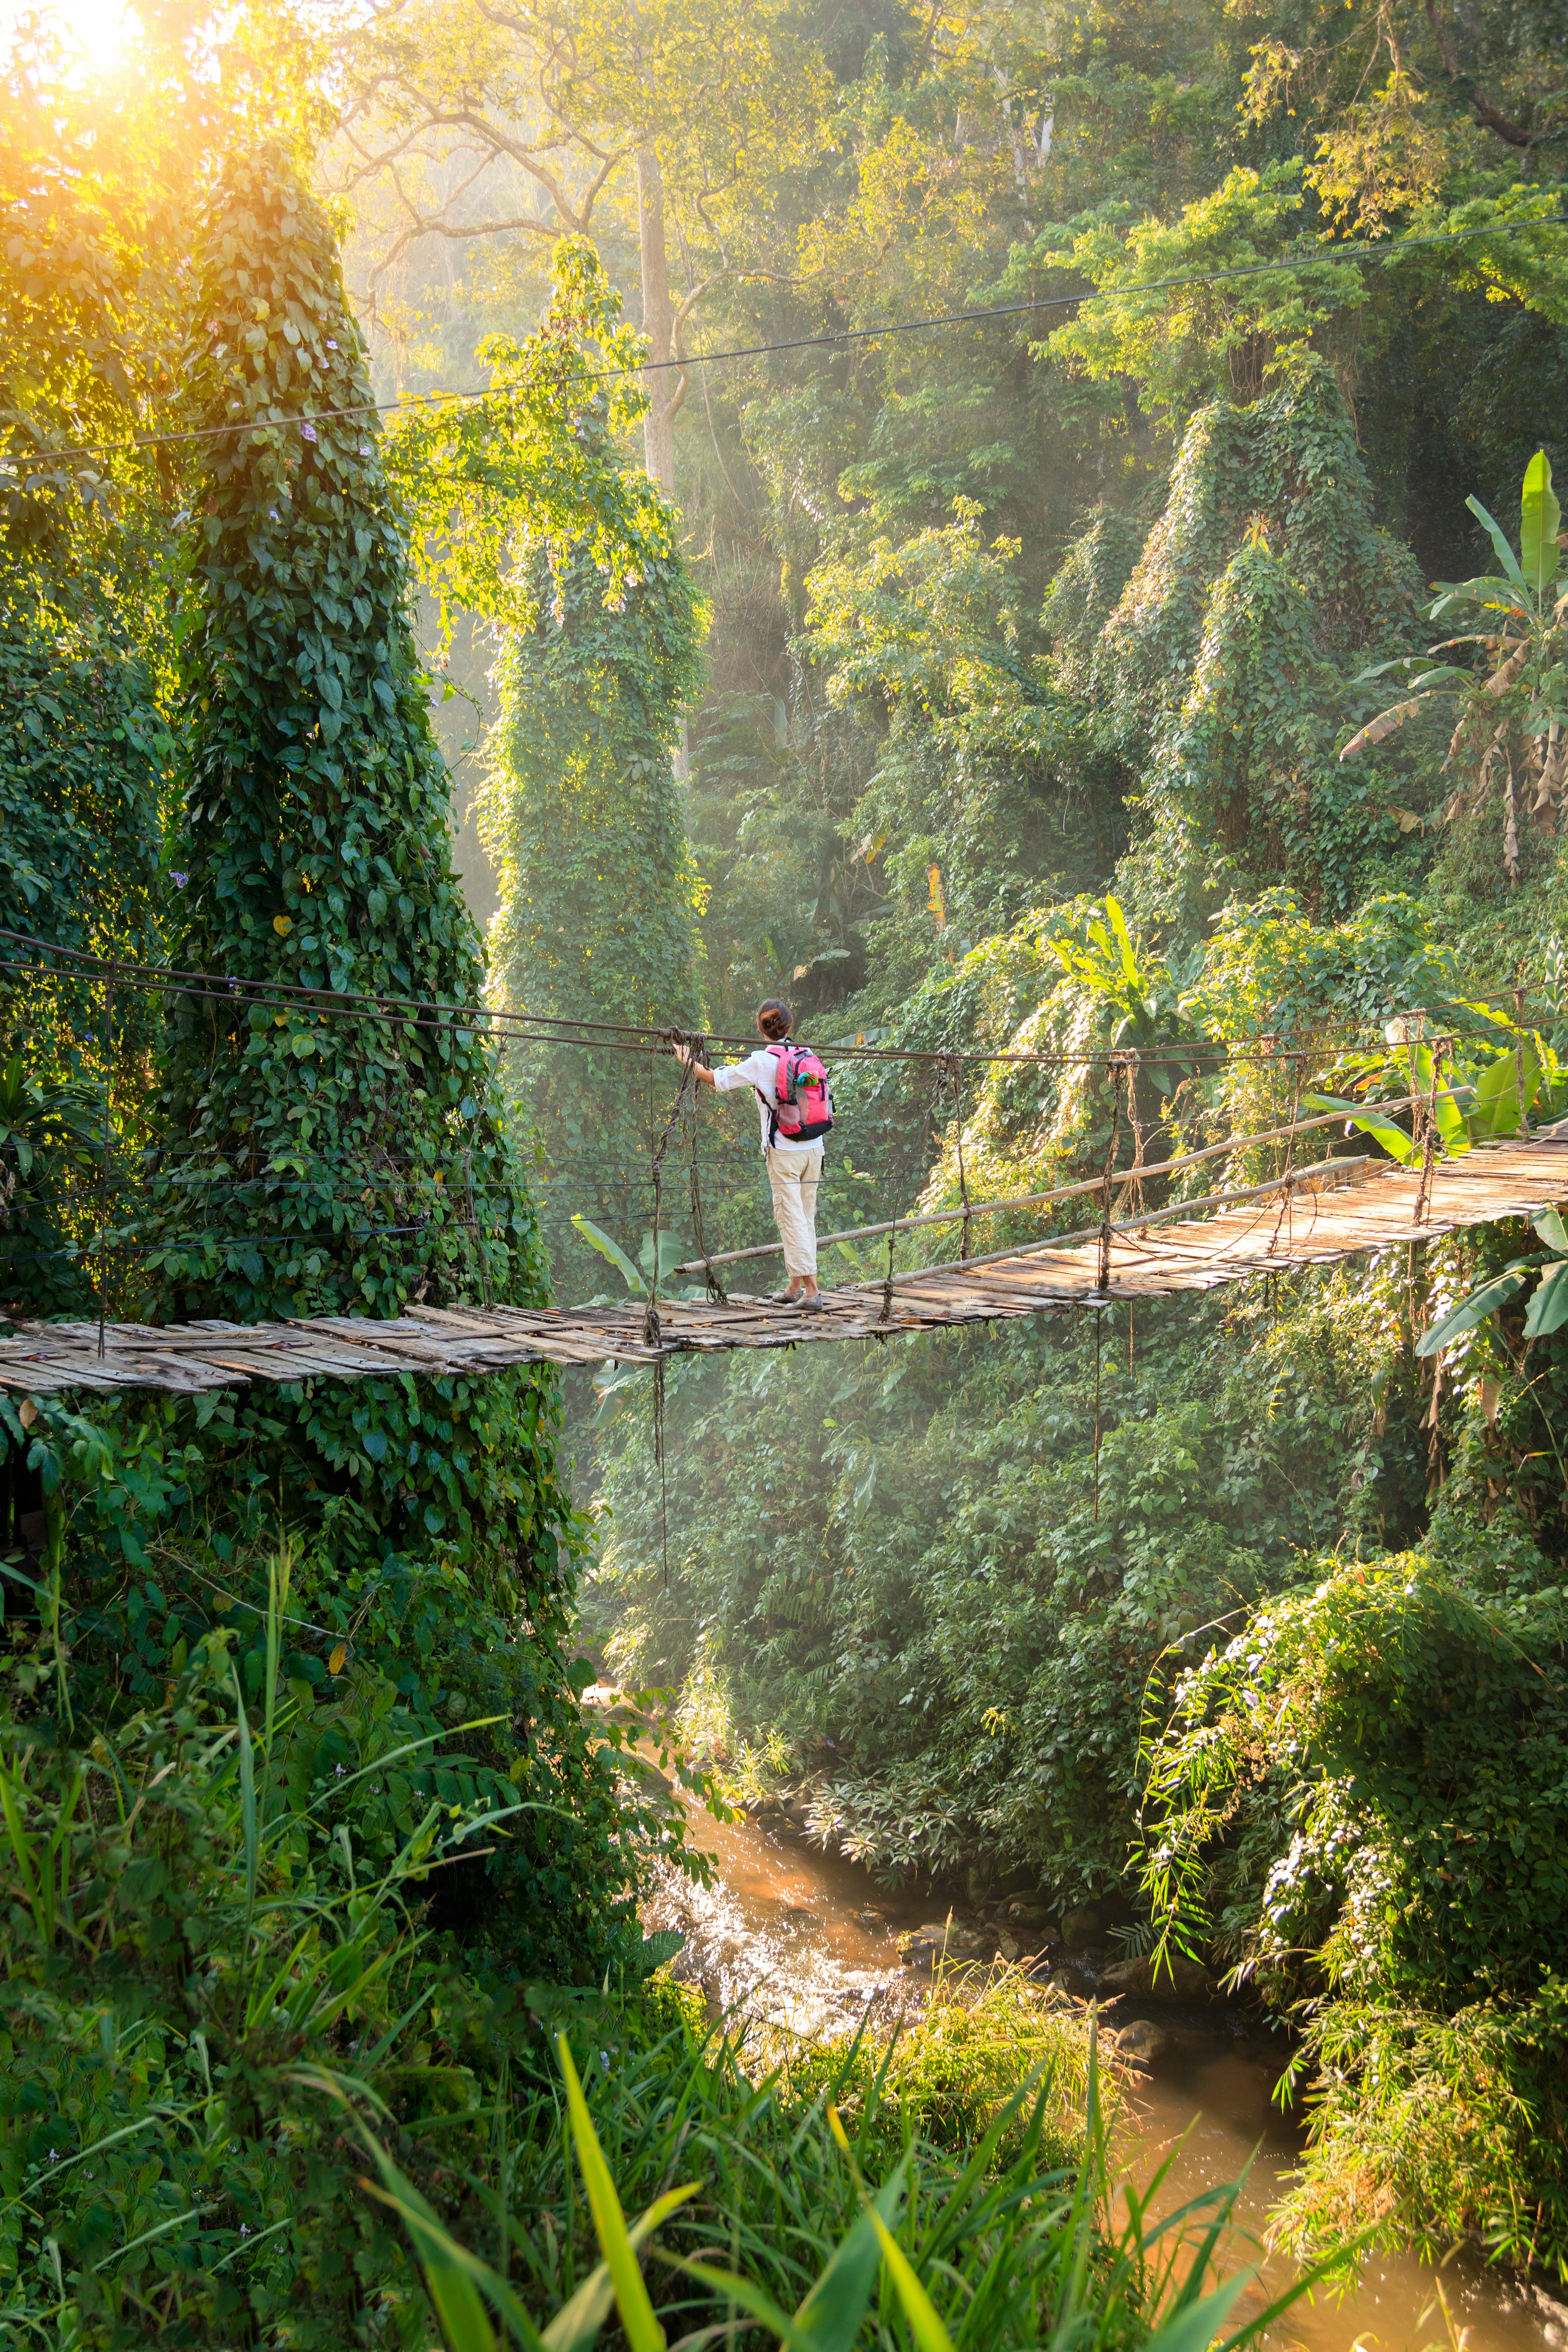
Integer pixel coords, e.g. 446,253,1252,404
766,1145,824,1281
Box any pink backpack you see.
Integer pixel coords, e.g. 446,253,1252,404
759,1042,835,1145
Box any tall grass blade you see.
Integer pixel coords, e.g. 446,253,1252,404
1135,2273,1253,2352
558,2035,688,2352
361,2145,549,2350
686,2144,909,2352
544,2188,701,2352
677,2263,833,2352
865,2210,954,2352
232,1667,258,1935
365,2176,501,2352
795,2165,908,2352
265,1546,288,1751
0,1755,44,1936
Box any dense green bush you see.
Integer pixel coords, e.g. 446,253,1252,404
1138,1243,1568,2267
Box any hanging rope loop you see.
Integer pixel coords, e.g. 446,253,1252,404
643,1029,702,1346
668,1027,727,1303
942,1051,974,1261
97,964,115,1360
1266,1047,1305,1259
1412,1031,1451,1230
1097,1054,1128,1296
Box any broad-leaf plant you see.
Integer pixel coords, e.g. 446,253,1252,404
1341,449,1567,881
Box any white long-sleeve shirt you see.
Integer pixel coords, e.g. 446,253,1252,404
713,1047,820,1160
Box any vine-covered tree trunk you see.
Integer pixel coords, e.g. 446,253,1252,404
130,150,587,1818
146,146,543,1338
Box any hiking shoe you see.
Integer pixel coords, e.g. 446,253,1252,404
797,1293,824,1315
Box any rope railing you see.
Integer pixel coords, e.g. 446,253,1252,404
876,1153,1376,1297
5,930,1560,1072
671,1090,1464,1278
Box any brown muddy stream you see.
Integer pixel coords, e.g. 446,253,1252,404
643,1798,1568,2352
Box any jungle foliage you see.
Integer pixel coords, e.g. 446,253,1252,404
7,0,1568,2318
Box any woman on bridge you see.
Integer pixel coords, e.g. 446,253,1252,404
679,999,834,1312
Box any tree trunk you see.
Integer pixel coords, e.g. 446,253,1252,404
637,147,677,494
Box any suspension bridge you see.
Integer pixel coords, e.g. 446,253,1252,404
3,1130,1564,1397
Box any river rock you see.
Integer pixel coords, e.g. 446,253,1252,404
995,1930,1020,1963
1114,2019,1176,2069
1005,1901,1050,1928
1097,1953,1216,2001
1047,1961,1096,1998
1059,1905,1103,1946
899,1919,987,1966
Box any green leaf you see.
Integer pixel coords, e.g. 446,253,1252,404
1520,450,1561,598
867,2210,954,2352
558,2035,687,2352
361,2149,545,2352
1466,495,1527,590
545,2191,703,2352
680,2167,912,2352
571,1215,645,1296
1524,1259,1568,1340
797,2171,910,2352
1474,1050,1539,1138
1104,895,1138,986
1532,1208,1568,1255
1305,1094,1416,1165
1140,2276,1256,2352
1415,1265,1536,1356
637,1230,690,1286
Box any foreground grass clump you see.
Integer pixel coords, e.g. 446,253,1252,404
0,1595,1317,2351
384,1981,1305,2352
738,1964,1093,2173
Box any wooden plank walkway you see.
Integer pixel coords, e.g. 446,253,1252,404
4,1138,1566,1396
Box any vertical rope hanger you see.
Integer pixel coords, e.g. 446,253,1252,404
1091,1055,1126,1522
1412,1034,1450,1231
645,1036,698,1591
1265,1049,1305,1265
881,1055,954,1331
1096,1056,1125,1298
97,966,114,1359
943,1052,975,1262
682,1031,726,1303
1093,1308,1104,1522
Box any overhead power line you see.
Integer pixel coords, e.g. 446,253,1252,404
3,216,1562,472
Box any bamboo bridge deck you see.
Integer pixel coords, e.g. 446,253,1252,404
4,1136,1566,1397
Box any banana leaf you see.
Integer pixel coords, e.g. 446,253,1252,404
1520,449,1561,598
